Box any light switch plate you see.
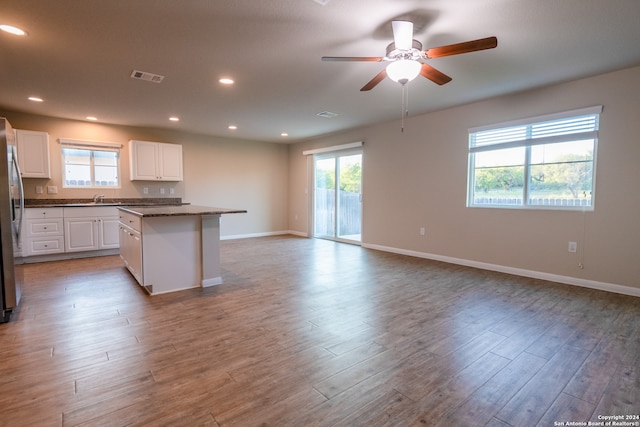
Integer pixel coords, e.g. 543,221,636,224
47,185,58,194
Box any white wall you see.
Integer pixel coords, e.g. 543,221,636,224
288,65,640,290
181,133,289,237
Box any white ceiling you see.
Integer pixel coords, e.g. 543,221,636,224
1,0,640,143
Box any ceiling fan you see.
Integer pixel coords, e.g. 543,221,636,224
322,21,497,91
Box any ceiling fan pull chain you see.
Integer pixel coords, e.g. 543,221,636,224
406,83,410,118
401,84,405,132
401,83,409,132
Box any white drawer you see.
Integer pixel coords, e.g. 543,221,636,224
25,207,64,219
118,210,141,232
26,219,63,237
25,236,64,255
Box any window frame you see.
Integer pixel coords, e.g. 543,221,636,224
60,138,122,189
467,106,602,211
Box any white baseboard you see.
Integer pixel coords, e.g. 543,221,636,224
201,277,223,287
362,242,640,298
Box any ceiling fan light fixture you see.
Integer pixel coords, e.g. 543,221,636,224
386,60,421,85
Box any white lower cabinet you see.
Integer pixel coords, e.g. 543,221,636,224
24,208,64,256
118,210,143,285
63,207,119,252
100,217,121,248
64,217,98,252
24,206,120,259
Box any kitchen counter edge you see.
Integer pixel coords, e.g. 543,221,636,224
117,205,247,217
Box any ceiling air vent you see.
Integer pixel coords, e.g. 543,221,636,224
313,0,331,5
316,111,339,118
130,69,165,83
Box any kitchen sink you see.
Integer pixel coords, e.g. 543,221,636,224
64,202,124,206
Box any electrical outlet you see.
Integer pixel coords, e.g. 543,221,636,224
143,187,148,195
47,185,57,194
420,227,426,236
160,188,165,195
568,241,577,253
169,187,174,195
35,185,43,194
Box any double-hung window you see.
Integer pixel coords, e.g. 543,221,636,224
60,139,121,188
467,106,602,210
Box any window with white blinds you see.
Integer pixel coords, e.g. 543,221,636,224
60,139,121,188
467,106,602,209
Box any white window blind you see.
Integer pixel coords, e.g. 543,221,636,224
59,139,121,188
469,106,601,152
467,106,602,210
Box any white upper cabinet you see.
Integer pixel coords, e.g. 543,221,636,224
16,129,51,178
129,140,183,181
157,142,183,181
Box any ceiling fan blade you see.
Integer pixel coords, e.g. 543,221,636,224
322,56,383,62
420,63,452,85
392,20,414,50
424,36,498,59
360,69,388,91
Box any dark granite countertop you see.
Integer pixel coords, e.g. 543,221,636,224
25,198,185,208
117,205,247,218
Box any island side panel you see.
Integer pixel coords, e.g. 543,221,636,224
141,215,202,294
201,214,222,287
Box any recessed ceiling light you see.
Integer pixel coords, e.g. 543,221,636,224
0,25,27,36
228,125,237,130
281,133,289,137
219,78,234,85
28,96,44,102
169,117,180,122
86,116,98,121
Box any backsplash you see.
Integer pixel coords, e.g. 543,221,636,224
25,197,183,207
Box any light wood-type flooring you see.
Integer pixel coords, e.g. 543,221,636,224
1,235,639,426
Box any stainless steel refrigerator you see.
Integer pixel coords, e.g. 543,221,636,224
0,117,24,323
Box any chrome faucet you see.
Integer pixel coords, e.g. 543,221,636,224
93,194,105,203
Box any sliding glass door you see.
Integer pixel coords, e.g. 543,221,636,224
314,151,362,243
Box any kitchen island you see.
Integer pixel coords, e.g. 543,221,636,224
117,205,246,295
